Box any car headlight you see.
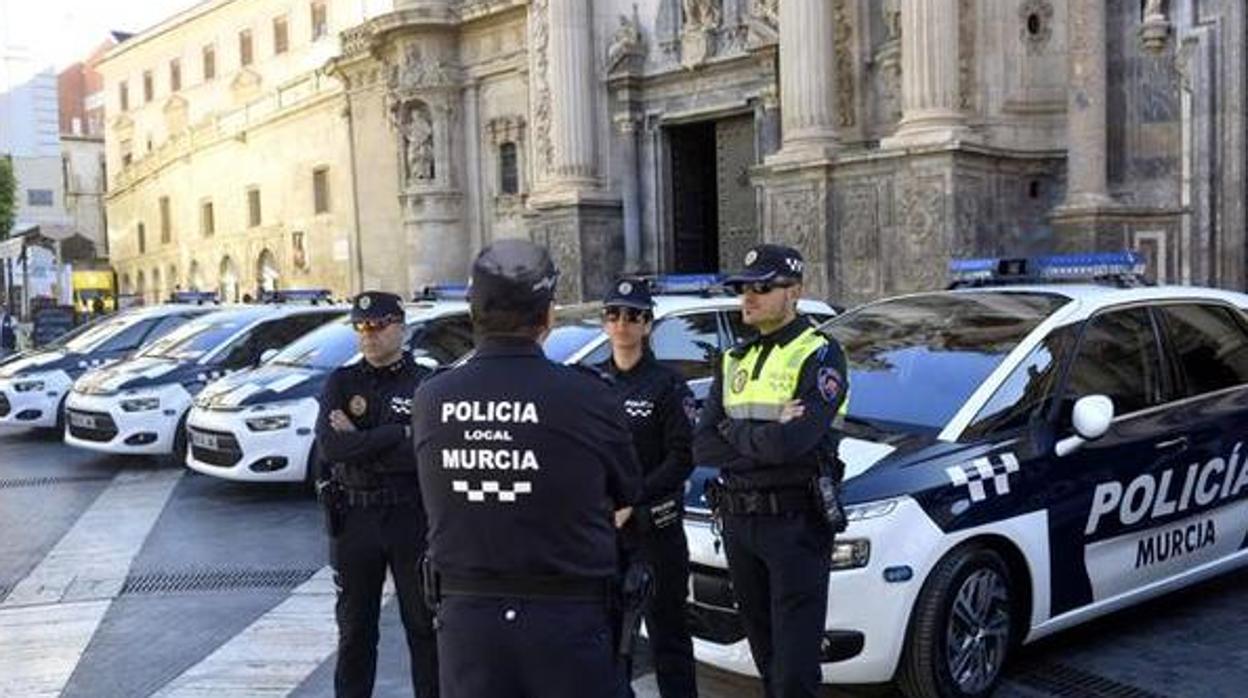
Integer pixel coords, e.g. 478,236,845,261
120,397,161,412
245,415,292,432
845,498,900,522
830,538,871,571
13,380,46,393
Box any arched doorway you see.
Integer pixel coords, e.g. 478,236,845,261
151,268,162,303
188,260,205,292
135,270,147,305
219,256,240,303
256,249,280,294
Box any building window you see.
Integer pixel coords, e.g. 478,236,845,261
313,167,330,213
159,196,172,243
273,16,289,55
201,200,215,237
119,81,129,111
239,29,254,66
203,44,216,80
137,222,146,254
27,189,54,207
499,142,519,195
247,187,262,227
170,59,182,92
143,70,153,102
121,139,133,167
311,2,328,40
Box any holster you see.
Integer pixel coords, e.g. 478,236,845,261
316,479,346,538
813,443,848,534
615,559,654,658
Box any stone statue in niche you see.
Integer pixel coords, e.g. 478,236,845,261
607,13,643,72
403,105,435,183
883,0,902,42
1140,0,1170,52
683,0,720,31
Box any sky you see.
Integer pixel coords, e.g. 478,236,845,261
10,0,205,70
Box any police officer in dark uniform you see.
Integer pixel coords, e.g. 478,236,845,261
694,245,849,698
597,278,698,698
315,291,439,698
412,240,642,698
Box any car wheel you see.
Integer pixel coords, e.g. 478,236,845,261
897,545,1014,698
54,393,68,436
170,411,190,467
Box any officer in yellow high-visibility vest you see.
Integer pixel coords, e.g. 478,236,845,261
694,244,849,698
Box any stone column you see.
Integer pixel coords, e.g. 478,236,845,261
614,114,642,271
542,0,596,193
883,0,967,147
1059,0,1113,210
770,0,839,163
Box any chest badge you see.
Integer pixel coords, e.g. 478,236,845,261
348,394,368,417
731,369,749,394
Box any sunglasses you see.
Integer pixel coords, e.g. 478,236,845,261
739,281,796,295
352,318,401,333
602,307,650,324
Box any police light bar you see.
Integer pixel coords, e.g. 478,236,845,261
171,291,219,304
948,251,1146,287
263,288,333,303
416,284,470,301
647,274,729,295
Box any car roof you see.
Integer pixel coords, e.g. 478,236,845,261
945,284,1248,320
189,304,344,326
403,299,470,321
560,294,836,316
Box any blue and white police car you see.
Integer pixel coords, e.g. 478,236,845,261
184,293,473,485
683,253,1248,697
542,275,836,401
64,305,343,459
0,305,211,431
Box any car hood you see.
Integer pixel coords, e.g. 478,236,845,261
75,356,208,394
194,364,328,409
0,348,131,380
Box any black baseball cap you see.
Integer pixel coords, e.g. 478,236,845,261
350,291,404,323
723,244,805,288
603,277,654,310
468,239,559,311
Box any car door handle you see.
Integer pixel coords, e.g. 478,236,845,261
1155,436,1189,452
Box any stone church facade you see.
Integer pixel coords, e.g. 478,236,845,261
105,0,1246,306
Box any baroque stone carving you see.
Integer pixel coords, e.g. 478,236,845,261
486,115,527,146
529,0,554,175
896,177,947,290
745,0,778,47
770,187,824,268
1019,0,1054,55
397,46,455,91
681,0,720,68
402,104,435,183
838,184,881,298
883,0,901,42
1140,0,1171,53
683,0,721,31
833,0,855,128
958,0,976,112
607,13,644,73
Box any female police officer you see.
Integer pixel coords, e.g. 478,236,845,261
598,278,698,698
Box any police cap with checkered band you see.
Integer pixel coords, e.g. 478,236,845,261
723,243,805,288
468,239,560,312
350,291,404,322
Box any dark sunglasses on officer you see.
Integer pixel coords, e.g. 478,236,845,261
735,280,797,295
602,306,651,324
352,316,403,333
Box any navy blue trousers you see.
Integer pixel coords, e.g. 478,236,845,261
618,524,698,697
437,596,617,698
721,513,833,698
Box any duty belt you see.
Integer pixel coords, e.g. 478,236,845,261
433,572,613,602
715,487,813,516
342,487,414,508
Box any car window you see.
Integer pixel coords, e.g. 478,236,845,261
1156,304,1248,397
544,305,605,362
576,339,612,368
963,325,1079,440
141,314,195,346
1063,308,1164,417
650,312,721,381
218,314,331,368
96,318,159,353
412,314,474,365
272,319,358,370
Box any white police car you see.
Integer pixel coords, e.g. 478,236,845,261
683,252,1248,697
184,294,472,485
64,305,343,459
542,275,836,401
0,305,210,431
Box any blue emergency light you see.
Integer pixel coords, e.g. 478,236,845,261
416,284,470,301
948,251,1146,287
170,291,220,304
262,288,333,304
647,273,730,295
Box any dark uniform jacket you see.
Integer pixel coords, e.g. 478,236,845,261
413,336,642,580
597,350,695,505
315,353,429,493
693,316,848,491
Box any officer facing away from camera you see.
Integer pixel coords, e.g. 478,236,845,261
315,290,439,698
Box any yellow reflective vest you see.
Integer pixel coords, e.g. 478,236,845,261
722,326,849,422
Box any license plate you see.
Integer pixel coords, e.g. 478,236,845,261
190,431,220,450
69,413,97,429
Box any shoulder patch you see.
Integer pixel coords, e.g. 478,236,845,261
816,366,844,404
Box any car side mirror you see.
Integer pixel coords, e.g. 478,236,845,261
259,348,279,365
1055,395,1115,457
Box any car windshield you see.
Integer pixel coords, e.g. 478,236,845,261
270,319,359,370
141,318,245,361
59,315,143,353
543,304,606,362
822,292,1069,435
